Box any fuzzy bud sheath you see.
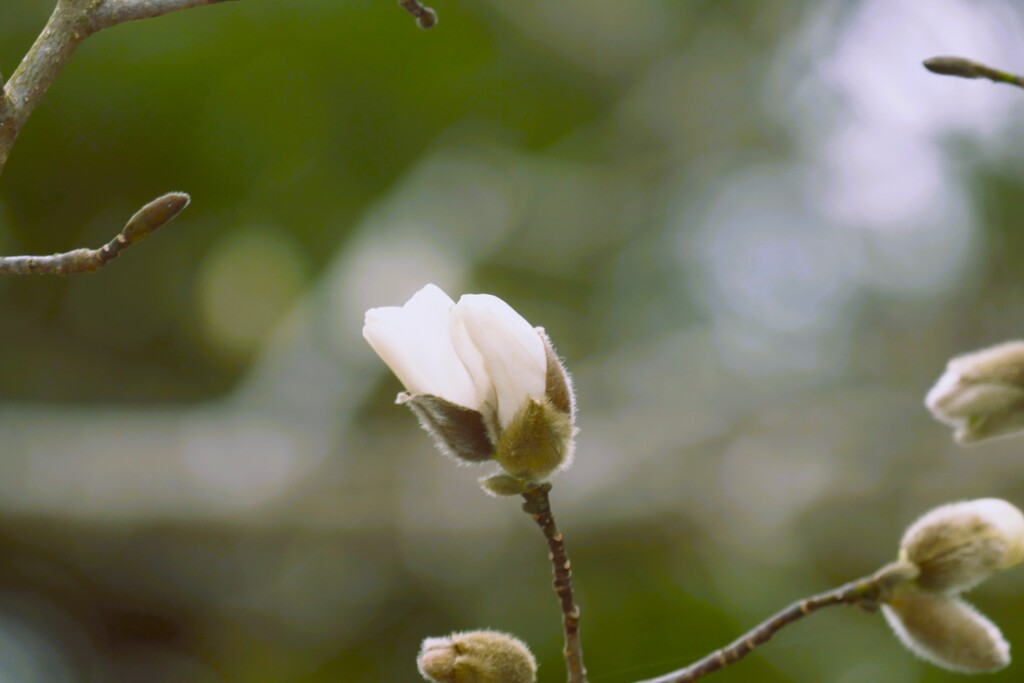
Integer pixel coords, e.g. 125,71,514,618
417,631,537,683
926,341,1024,444
882,498,1024,673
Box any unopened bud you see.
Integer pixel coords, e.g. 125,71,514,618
883,587,1009,673
416,7,437,29
122,192,190,243
417,630,537,683
925,341,1024,444
899,498,1024,594
923,56,987,79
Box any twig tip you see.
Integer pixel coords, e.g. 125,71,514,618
122,191,191,243
923,56,983,79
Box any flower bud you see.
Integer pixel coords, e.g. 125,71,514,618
925,341,1024,444
899,498,1024,594
882,588,1009,673
417,630,537,683
922,56,987,79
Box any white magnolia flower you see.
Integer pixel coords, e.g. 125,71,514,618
926,341,1024,444
363,284,482,409
363,284,575,484
363,284,547,425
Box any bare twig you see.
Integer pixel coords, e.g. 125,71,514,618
633,562,918,683
923,56,1024,89
0,192,189,275
1,0,235,176
0,0,232,275
398,0,438,29
521,483,588,683
90,0,236,26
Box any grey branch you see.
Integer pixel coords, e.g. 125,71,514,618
1,0,236,177
0,0,232,275
90,0,236,26
0,192,190,275
923,56,1024,89
633,562,918,683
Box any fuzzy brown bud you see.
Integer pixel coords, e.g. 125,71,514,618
417,631,537,683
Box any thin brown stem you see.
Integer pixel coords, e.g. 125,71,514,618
634,562,918,683
0,192,189,275
521,483,587,683
923,56,1024,89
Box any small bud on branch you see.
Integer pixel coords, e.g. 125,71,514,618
398,0,438,29
417,631,537,683
923,56,1024,89
0,191,190,275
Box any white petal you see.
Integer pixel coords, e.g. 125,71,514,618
450,294,546,428
363,284,482,409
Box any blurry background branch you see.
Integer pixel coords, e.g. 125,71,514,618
0,0,236,176
0,0,232,274
637,563,917,683
923,56,1024,89
0,192,189,274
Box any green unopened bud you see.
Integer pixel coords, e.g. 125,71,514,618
883,587,1010,673
899,498,1024,594
122,192,190,243
923,56,988,79
417,630,537,683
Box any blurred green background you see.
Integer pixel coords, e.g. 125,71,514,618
3,0,1024,681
